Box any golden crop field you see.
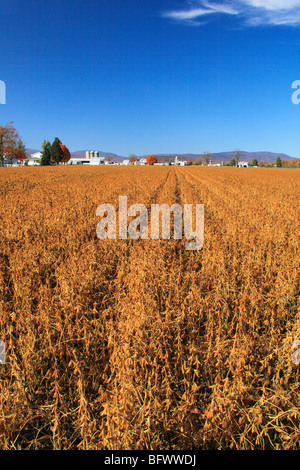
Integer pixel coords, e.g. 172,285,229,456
0,165,299,450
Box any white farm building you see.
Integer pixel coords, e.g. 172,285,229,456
237,161,249,168
68,157,105,165
68,150,105,165
27,152,42,166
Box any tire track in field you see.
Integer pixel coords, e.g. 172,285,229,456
145,166,172,206
91,167,174,330
100,167,209,449
101,167,234,450
99,167,177,446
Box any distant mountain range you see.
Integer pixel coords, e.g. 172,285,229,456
26,148,42,155
149,151,297,164
26,149,298,164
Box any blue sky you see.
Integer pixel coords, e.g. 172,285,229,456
1,0,300,157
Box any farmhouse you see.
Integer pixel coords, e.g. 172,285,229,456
27,152,42,166
4,151,41,166
237,161,249,168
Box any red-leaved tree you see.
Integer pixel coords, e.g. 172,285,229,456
146,154,157,165
14,148,27,164
0,121,19,166
59,144,71,164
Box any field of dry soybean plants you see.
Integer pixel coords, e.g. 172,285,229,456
0,164,299,450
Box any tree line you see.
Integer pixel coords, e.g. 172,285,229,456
0,122,70,166
1,122,299,168
40,138,70,165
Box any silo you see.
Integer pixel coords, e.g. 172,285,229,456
89,151,94,159
94,151,99,158
86,151,90,159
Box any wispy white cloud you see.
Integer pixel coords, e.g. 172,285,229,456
162,0,300,26
242,0,300,10
162,1,239,25
163,8,215,21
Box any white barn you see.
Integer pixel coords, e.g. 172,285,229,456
68,150,105,165
68,157,105,165
237,161,249,168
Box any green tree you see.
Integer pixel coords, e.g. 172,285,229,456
40,140,52,166
17,139,26,152
50,137,64,164
251,158,258,167
14,139,28,165
229,158,237,167
276,157,282,168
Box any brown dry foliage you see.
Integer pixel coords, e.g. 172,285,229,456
0,165,299,449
